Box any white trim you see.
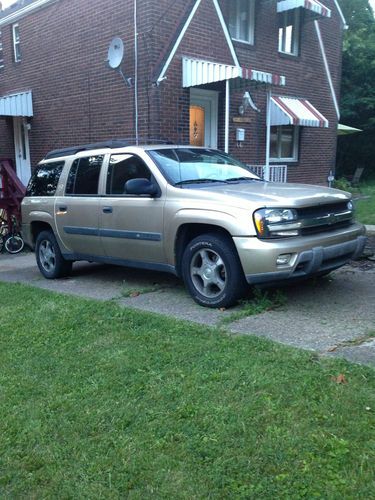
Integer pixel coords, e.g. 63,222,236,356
12,23,20,62
265,88,272,181
333,0,348,29
0,0,59,27
225,80,230,153
314,20,340,120
190,88,218,149
212,0,240,67
156,0,203,84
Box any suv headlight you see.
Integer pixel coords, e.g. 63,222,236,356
253,208,300,238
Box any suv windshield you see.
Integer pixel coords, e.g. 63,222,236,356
148,148,259,185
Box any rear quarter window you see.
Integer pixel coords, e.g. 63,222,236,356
25,161,65,196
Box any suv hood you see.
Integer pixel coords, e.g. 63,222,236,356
190,181,351,208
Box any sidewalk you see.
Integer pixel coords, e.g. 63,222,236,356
1,251,374,367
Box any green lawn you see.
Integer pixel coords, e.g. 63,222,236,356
355,180,375,225
0,283,374,498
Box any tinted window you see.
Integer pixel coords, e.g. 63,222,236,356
106,154,151,195
65,155,103,195
25,161,65,196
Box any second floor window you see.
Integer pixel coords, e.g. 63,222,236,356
12,23,21,62
0,31,4,69
278,10,300,56
229,0,255,45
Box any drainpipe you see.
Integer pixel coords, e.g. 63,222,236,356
225,79,230,153
134,0,139,145
264,86,271,181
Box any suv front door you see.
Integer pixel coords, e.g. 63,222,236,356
54,155,105,257
100,153,165,264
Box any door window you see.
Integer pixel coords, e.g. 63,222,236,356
65,156,103,195
106,154,152,195
189,106,205,147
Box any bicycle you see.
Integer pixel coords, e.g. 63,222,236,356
0,214,24,254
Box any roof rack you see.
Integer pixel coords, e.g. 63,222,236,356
44,138,174,160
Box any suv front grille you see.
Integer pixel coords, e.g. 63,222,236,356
296,202,353,236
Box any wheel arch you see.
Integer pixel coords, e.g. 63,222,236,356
174,223,236,277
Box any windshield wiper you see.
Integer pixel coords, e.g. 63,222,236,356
225,177,258,182
174,178,229,186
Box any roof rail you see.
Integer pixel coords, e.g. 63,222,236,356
44,138,174,160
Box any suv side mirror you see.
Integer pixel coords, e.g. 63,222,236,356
125,178,159,197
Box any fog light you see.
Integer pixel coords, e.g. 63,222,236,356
277,254,292,266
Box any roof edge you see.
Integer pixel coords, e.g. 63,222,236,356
0,0,59,27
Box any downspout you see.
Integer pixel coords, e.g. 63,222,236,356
225,79,230,153
264,86,271,181
314,20,340,120
134,0,139,144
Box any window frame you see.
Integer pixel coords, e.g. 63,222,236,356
229,0,256,45
105,153,156,197
65,155,104,196
12,23,21,62
0,30,4,69
278,9,300,56
270,125,299,163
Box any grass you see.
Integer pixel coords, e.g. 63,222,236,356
355,180,375,225
0,283,375,498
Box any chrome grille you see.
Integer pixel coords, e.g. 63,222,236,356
296,202,353,236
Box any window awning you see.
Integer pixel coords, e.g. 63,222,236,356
0,90,33,117
182,58,286,88
270,96,329,128
277,0,331,18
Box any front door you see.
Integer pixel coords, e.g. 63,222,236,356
13,117,31,187
100,153,165,264
190,89,218,149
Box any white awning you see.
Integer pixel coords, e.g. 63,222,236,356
277,0,331,18
182,58,286,88
271,96,329,128
0,90,33,117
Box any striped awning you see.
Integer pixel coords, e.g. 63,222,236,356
0,90,33,117
271,96,329,128
182,58,286,88
277,0,331,18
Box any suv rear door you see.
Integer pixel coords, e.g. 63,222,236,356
54,154,105,257
99,153,165,264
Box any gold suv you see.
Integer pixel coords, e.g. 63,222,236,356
22,141,366,308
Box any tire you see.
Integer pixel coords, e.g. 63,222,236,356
181,233,248,308
35,230,72,279
4,234,24,254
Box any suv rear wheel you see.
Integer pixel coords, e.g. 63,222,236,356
182,233,247,308
36,230,72,279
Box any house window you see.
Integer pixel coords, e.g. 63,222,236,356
0,31,4,69
270,126,299,161
12,23,21,62
229,0,255,44
278,10,300,55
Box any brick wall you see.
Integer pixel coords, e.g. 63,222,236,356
0,0,343,185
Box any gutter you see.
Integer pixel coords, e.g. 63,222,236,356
0,0,59,27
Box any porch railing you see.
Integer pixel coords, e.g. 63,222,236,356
247,164,288,183
0,159,26,226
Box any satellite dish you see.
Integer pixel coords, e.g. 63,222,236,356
107,37,124,69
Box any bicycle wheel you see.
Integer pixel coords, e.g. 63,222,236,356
0,234,4,253
4,234,24,254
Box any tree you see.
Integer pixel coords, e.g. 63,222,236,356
336,0,375,178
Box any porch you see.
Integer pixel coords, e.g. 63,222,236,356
248,164,288,183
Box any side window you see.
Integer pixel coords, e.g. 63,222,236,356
0,30,4,70
12,23,21,62
106,154,152,195
25,161,65,197
65,155,103,195
229,0,255,45
278,10,300,56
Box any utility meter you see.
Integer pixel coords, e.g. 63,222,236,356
236,128,245,142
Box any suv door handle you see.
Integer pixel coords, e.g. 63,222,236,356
102,206,113,214
58,205,68,213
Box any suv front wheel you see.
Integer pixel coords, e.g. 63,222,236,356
36,230,72,279
182,233,247,308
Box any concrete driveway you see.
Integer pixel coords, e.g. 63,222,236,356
0,248,374,367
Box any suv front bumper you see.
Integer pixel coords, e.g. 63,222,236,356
234,223,367,285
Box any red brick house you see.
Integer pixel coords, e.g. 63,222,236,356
0,0,346,188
